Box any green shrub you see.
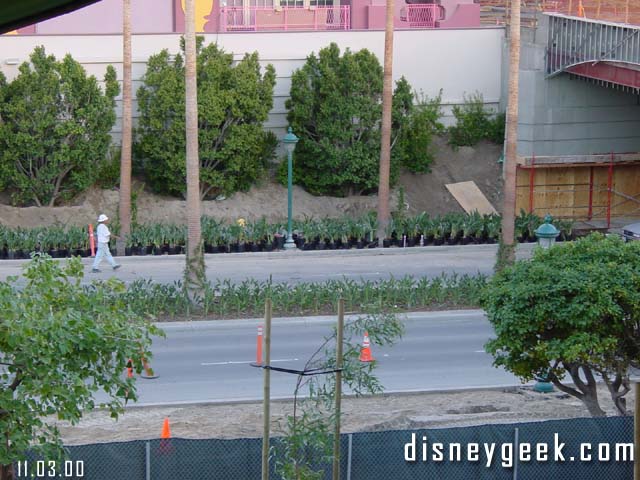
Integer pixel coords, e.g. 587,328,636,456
285,43,424,196
0,47,119,206
448,92,504,148
486,112,506,144
95,146,121,189
136,38,276,199
393,89,444,174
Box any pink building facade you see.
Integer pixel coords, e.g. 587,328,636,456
7,0,480,35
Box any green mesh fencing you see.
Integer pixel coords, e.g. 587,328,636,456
15,416,634,479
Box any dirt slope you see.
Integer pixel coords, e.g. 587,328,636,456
0,137,503,228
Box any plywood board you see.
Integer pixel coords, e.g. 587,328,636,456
445,181,497,215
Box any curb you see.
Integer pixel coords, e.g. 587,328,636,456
124,384,530,409
156,309,487,330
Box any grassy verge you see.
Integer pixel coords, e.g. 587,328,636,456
115,274,487,320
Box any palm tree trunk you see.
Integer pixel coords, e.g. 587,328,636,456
376,0,395,247
184,0,205,292
117,0,132,257
500,0,521,266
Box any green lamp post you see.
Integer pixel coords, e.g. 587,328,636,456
283,127,299,250
534,214,560,249
532,213,560,394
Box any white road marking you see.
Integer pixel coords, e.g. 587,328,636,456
474,350,486,353
201,358,299,366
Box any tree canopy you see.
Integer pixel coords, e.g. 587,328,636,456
482,234,640,416
136,38,277,199
0,47,119,207
285,43,439,197
0,256,161,476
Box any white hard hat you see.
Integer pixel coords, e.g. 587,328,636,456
98,214,109,222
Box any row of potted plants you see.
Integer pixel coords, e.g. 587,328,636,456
0,210,574,258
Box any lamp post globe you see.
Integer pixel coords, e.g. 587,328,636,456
283,127,299,250
534,214,560,249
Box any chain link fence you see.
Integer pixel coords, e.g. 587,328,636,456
15,416,634,479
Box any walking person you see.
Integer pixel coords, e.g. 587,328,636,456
92,214,121,273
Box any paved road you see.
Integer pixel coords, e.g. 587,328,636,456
0,244,536,285
113,310,524,406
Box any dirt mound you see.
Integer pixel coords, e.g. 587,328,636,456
400,137,504,216
0,137,503,228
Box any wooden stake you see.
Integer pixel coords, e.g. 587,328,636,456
262,299,272,480
333,299,345,480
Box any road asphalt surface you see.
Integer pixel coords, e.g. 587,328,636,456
112,309,523,406
0,243,536,286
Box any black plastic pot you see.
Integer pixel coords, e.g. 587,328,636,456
125,247,133,256
383,239,391,248
274,237,285,250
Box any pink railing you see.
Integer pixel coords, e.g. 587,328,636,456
399,4,446,28
220,6,350,32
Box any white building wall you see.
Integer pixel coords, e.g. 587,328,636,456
0,28,504,143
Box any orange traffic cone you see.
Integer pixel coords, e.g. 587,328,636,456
359,331,374,362
161,418,171,439
126,359,133,379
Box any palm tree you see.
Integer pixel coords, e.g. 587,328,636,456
117,0,132,256
376,0,395,246
184,0,205,291
499,0,521,269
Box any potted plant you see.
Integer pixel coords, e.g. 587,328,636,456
383,218,396,248
486,215,500,243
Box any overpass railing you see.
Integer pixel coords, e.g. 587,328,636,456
545,13,640,77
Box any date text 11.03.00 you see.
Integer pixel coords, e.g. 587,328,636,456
15,460,84,478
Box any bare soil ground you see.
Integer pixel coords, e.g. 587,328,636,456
57,386,633,445
0,137,503,228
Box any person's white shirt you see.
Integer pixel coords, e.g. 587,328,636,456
96,223,111,244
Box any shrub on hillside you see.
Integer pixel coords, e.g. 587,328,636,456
0,47,119,206
135,38,277,199
448,92,505,148
393,89,444,174
284,43,439,197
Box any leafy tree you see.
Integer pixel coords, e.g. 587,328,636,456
275,309,404,479
448,92,505,148
285,43,433,197
136,38,277,199
0,47,119,207
392,89,444,174
482,234,640,417
0,256,161,479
